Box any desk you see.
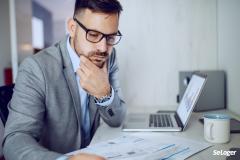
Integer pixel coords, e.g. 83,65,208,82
91,109,240,160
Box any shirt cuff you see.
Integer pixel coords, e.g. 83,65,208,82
56,155,69,160
95,87,115,106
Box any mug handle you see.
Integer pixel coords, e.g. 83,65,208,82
206,123,214,140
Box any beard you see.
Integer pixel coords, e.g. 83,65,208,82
88,51,109,68
73,37,109,68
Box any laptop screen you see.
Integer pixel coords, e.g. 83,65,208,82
176,74,206,126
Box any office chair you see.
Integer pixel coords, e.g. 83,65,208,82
0,84,14,126
0,84,14,160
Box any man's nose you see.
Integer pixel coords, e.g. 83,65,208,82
96,37,108,53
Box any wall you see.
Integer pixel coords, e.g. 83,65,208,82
218,0,240,115
32,1,53,47
53,20,67,44
116,0,218,109
15,0,33,63
0,0,12,86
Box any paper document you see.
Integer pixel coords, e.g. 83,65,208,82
66,134,211,160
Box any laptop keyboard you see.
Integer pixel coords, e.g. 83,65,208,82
149,114,173,127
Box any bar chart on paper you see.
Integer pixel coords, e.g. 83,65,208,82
66,134,211,160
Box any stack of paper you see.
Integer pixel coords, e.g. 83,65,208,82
66,134,211,160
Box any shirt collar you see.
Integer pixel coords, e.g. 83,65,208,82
67,36,80,73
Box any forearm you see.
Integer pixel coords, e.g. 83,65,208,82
3,132,63,160
3,132,62,160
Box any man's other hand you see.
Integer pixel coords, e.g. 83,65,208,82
69,153,106,160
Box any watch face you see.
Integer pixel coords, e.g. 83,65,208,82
94,95,111,103
94,88,112,103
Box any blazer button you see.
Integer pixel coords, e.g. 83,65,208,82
108,109,114,116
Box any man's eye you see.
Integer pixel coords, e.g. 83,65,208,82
107,36,116,42
88,33,99,37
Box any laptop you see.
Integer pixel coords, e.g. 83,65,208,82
122,73,207,132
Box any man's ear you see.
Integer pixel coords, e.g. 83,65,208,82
67,18,76,38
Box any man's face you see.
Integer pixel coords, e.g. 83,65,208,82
70,9,119,68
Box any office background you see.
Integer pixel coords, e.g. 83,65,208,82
0,0,239,116
116,0,240,117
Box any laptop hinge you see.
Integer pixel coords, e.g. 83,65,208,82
174,113,184,129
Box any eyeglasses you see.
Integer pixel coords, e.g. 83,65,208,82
73,17,122,46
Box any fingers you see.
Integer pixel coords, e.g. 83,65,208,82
78,56,93,77
80,56,96,69
79,61,90,75
102,61,108,73
69,153,106,160
76,67,85,78
76,68,89,92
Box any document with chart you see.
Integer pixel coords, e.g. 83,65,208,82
66,134,211,160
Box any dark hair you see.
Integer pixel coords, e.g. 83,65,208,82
74,0,123,16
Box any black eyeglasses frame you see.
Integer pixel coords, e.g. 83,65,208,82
73,17,122,45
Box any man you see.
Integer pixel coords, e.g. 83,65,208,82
3,0,126,160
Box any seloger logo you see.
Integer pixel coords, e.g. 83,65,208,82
213,150,237,156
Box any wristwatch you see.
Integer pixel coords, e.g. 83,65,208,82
94,88,112,103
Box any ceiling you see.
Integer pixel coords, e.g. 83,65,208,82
33,0,75,21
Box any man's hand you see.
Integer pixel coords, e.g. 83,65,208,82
76,56,110,98
69,153,106,160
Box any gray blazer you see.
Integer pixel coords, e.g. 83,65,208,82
3,36,126,160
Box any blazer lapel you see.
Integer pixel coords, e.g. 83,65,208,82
63,68,81,123
60,36,81,126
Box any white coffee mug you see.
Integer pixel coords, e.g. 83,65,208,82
203,114,230,143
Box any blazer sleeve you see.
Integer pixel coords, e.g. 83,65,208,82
97,48,127,127
2,57,63,160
